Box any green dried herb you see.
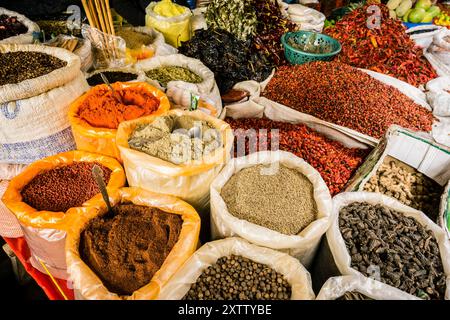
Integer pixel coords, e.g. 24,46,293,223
145,66,203,87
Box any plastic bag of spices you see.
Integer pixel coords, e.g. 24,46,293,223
68,82,170,160
321,192,450,300
135,54,222,116
2,151,126,279
157,237,315,300
0,8,40,44
316,276,420,300
116,109,234,212
145,1,192,48
66,187,201,300
210,151,333,267
0,44,89,164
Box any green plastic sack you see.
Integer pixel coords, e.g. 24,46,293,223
145,1,192,48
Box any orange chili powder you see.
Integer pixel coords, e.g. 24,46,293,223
78,86,161,129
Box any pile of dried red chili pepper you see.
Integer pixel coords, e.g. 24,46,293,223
253,0,298,66
262,61,434,139
324,4,437,87
226,117,370,195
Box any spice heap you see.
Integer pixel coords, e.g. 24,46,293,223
205,0,257,41
116,29,153,50
80,204,183,295
226,117,369,195
252,0,298,65
179,29,273,93
21,162,111,212
145,66,203,87
340,202,446,300
128,114,222,164
324,5,437,87
262,62,434,139
363,156,443,222
183,255,291,300
337,292,372,300
0,15,28,40
0,51,67,86
87,71,139,86
78,85,161,129
221,164,317,235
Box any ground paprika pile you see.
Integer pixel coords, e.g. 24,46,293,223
324,5,437,87
262,61,434,139
226,117,370,195
78,84,161,129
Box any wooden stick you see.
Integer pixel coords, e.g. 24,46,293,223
105,0,118,58
97,0,116,59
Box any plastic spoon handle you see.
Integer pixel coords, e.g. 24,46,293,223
92,164,114,214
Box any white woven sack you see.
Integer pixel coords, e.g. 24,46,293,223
157,237,315,300
327,192,450,300
0,180,23,238
135,53,222,115
316,276,420,300
0,8,39,44
0,163,27,180
21,225,68,280
210,151,332,267
0,45,89,164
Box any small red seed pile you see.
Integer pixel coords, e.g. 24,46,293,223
262,61,434,139
226,117,370,195
21,162,112,212
324,4,437,87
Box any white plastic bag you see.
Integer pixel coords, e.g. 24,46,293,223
210,151,332,267
0,44,89,164
0,8,39,44
316,276,420,300
135,54,222,116
327,192,450,299
426,76,450,117
157,237,315,300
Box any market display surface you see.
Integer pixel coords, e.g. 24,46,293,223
0,0,449,302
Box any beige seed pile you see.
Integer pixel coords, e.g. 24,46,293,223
221,164,317,235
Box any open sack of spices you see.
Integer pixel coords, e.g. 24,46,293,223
210,151,332,267
322,192,450,300
66,187,200,300
116,26,177,63
145,0,192,48
135,54,222,116
1,151,126,280
157,237,315,300
345,125,450,226
260,61,436,143
222,100,371,196
69,82,170,160
0,44,89,164
85,69,146,87
316,276,420,300
116,109,233,211
0,8,39,44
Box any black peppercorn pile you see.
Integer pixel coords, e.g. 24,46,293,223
0,51,67,86
179,29,273,93
340,202,446,300
183,255,291,300
87,71,138,86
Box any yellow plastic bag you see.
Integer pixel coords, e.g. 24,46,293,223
68,82,171,160
145,1,192,47
66,187,201,300
116,109,234,211
1,151,126,279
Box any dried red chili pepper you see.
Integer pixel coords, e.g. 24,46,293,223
226,117,370,195
262,61,434,139
324,4,437,87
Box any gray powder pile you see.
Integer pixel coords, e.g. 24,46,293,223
221,164,318,235
128,114,222,164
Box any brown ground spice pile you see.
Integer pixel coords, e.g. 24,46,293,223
21,162,111,212
80,203,183,296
